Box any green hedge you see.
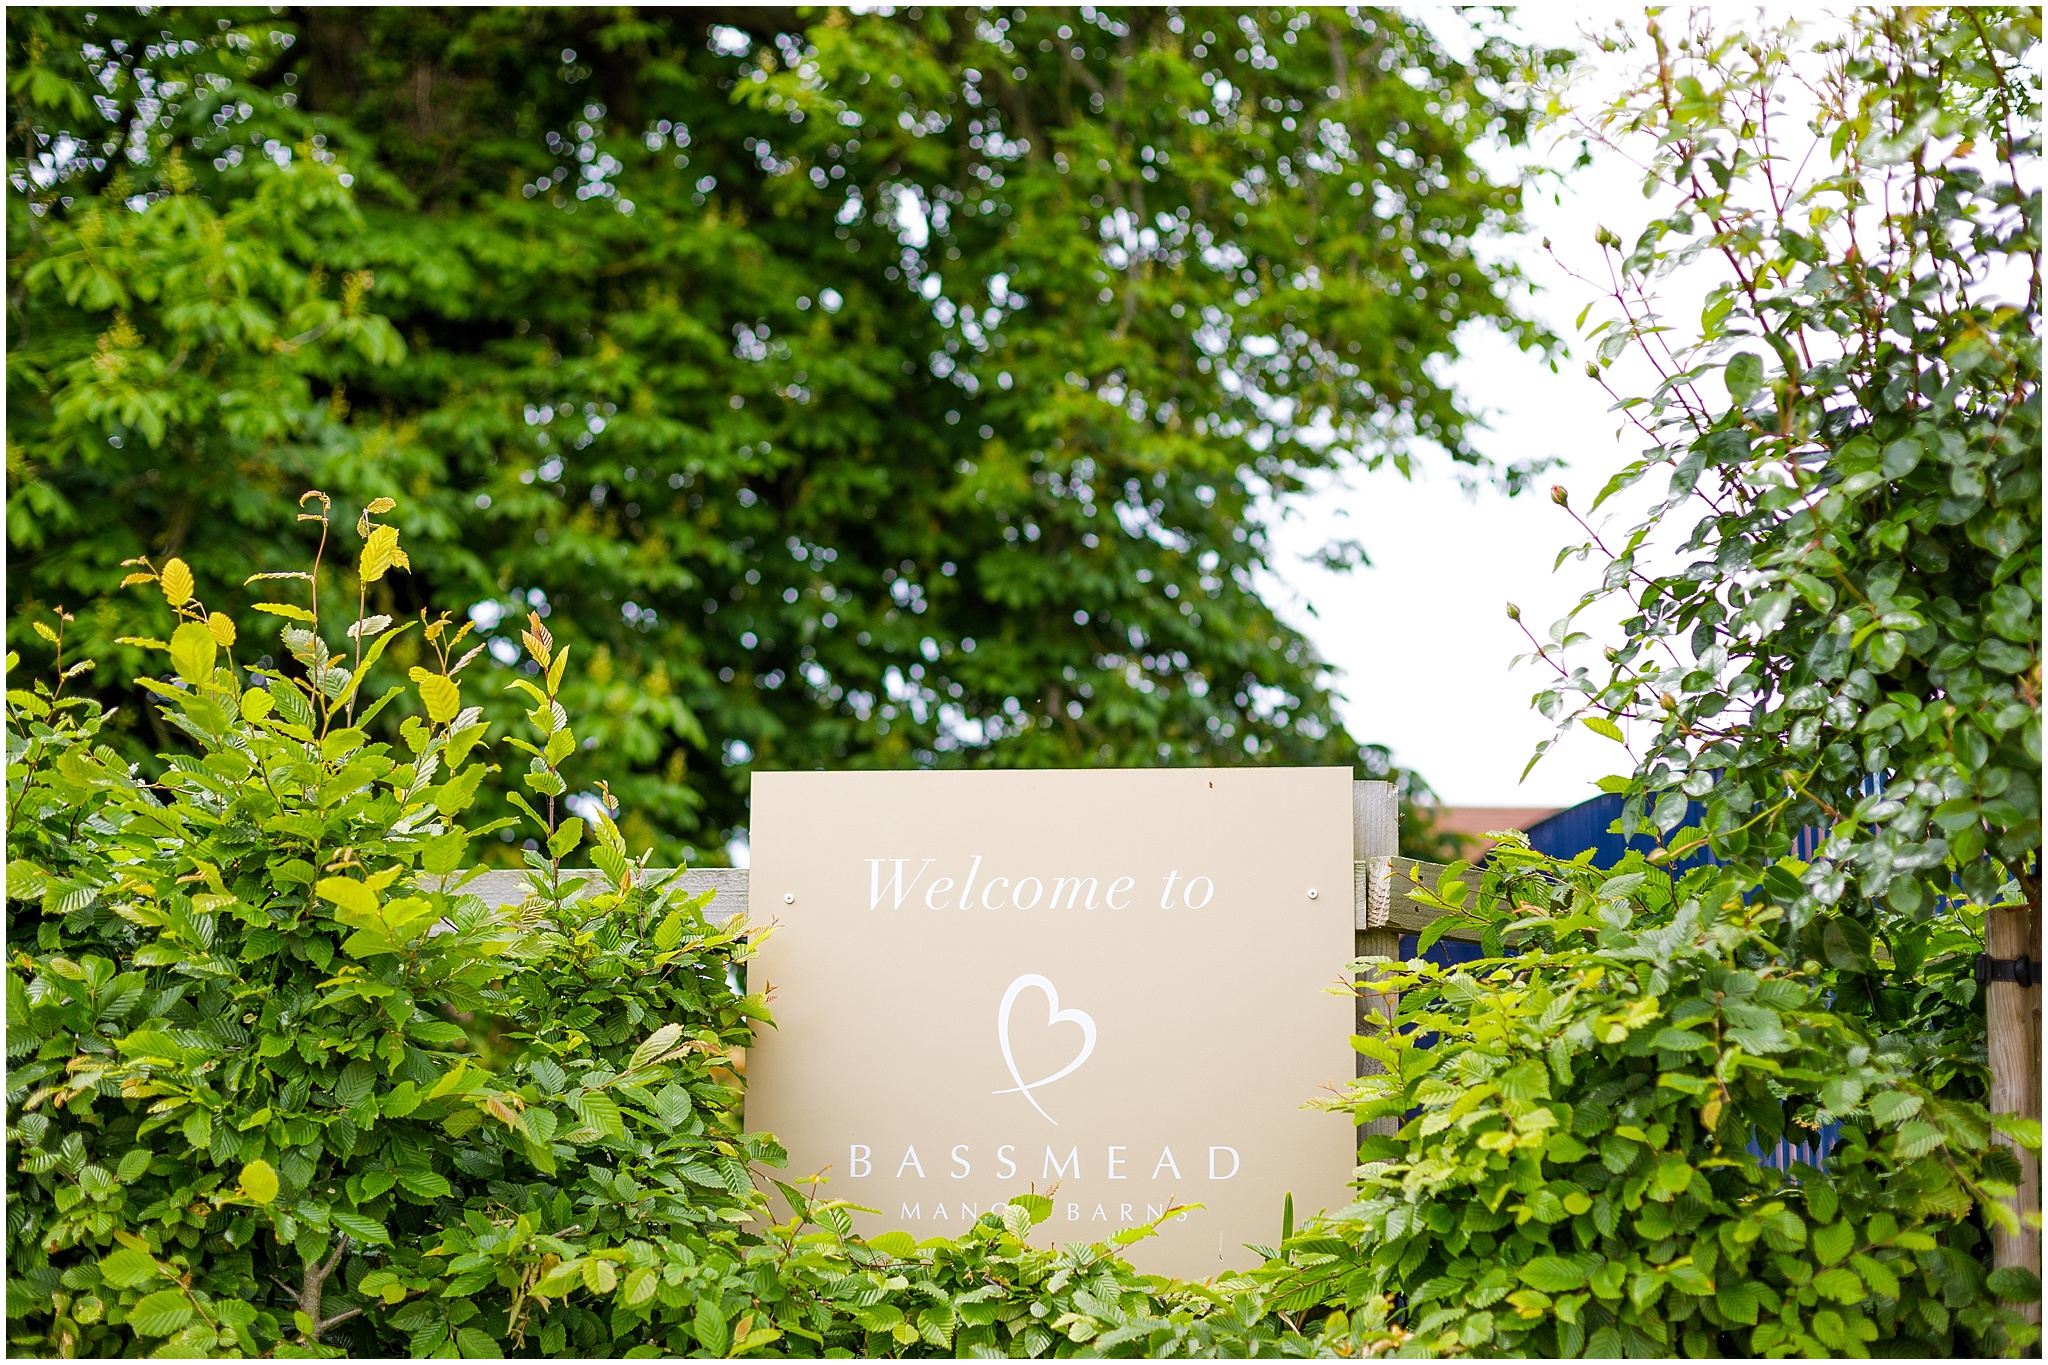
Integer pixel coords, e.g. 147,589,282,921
7,501,2037,1357
1268,846,2042,1358
4,508,1392,1358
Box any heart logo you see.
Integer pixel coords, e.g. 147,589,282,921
993,973,1097,1125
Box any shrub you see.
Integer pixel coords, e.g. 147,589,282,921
1274,842,2042,1358
6,496,1402,1358
544,1187,1401,1358
5,499,771,1356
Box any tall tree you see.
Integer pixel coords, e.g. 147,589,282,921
9,6,1556,859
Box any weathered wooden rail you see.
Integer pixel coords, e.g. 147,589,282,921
454,859,1469,936
454,782,1478,943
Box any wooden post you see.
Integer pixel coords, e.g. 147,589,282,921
1987,901,2041,1330
1354,780,1400,1138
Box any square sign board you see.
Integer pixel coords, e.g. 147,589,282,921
744,768,1357,1278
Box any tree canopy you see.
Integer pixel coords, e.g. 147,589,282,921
9,6,1556,858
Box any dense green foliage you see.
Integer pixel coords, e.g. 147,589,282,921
1524,8,2040,935
1294,843,2042,1358
12,519,2039,1358
6,512,1411,1358
11,495,2039,1360
8,5,1553,862
4,509,774,1355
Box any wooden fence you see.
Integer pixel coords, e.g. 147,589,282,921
453,776,2039,1300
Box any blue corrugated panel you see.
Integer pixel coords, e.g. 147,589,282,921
1523,792,1831,868
1524,794,1724,871
1748,1127,1839,1173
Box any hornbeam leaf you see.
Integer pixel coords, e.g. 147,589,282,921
237,1159,280,1205
1519,1256,1593,1293
168,622,217,686
330,1210,391,1245
317,877,381,921
97,1246,162,1289
630,1023,685,1072
359,524,403,583
126,1288,193,1336
419,673,460,724
159,559,194,607
251,602,316,622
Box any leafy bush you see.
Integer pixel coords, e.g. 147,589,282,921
22,488,2028,1359
7,498,1406,1358
1279,843,2042,1358
532,1186,1400,1359
5,499,774,1356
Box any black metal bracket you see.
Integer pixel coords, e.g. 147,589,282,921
1975,954,2037,988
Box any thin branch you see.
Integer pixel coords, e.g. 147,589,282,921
318,1234,351,1283
316,1304,373,1334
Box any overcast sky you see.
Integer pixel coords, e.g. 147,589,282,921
1263,8,1683,810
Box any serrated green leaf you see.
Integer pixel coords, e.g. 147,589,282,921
1582,715,1626,742
418,673,459,724
126,1288,193,1335
420,829,469,877
98,1246,162,1289
316,876,380,921
434,764,486,817
629,1022,684,1072
1893,1121,1942,1161
653,911,685,951
1988,1266,2042,1303
168,622,217,686
693,1296,729,1356
251,602,317,622
1811,1265,1864,1303
547,817,584,860
621,1267,658,1307
455,1326,503,1357
571,1091,626,1139
1813,1218,1854,1266
1519,1256,1592,1293
330,1210,391,1245
396,1168,452,1200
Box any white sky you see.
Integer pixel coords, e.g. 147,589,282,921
1264,8,1684,809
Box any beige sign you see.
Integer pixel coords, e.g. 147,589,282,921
743,768,1357,1278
